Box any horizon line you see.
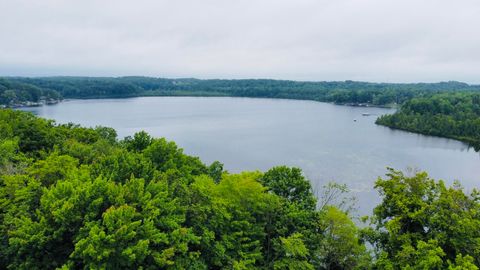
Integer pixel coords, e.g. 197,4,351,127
1,75,478,86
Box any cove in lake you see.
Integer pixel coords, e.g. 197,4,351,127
22,97,480,215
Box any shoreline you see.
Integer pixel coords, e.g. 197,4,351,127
3,99,62,109
4,94,399,110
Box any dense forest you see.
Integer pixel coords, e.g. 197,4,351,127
376,92,480,150
1,109,479,269
0,78,61,106
3,76,480,107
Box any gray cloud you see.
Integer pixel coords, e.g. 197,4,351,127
1,0,479,83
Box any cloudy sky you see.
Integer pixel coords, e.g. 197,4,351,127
1,0,479,83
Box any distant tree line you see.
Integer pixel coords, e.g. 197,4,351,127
3,76,480,106
1,109,480,269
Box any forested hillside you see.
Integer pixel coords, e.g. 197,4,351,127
376,92,480,150
1,109,479,269
4,76,480,106
0,78,61,106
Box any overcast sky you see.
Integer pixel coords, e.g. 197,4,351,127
1,0,479,83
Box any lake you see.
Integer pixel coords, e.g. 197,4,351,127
22,97,480,215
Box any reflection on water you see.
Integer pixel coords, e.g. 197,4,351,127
385,128,473,151
22,97,480,215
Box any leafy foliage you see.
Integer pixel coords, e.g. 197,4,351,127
0,109,369,269
363,168,480,269
377,92,480,150
1,109,479,269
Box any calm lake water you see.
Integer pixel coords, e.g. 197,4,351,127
22,97,480,215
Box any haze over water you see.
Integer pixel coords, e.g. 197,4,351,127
22,97,480,215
